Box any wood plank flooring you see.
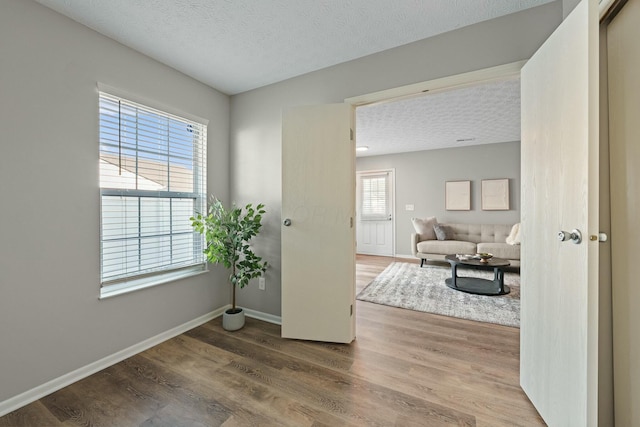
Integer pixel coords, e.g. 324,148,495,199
1,255,544,426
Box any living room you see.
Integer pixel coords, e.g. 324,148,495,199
357,141,521,254
352,75,523,324
2,0,631,425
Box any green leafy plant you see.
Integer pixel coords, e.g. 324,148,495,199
191,197,268,312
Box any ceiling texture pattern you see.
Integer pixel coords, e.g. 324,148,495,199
34,0,552,155
36,0,553,95
356,77,522,156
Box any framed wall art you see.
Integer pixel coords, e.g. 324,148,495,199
482,178,510,210
445,180,471,211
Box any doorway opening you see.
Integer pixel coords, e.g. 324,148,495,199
348,62,524,260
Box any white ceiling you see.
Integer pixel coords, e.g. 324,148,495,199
356,77,521,157
35,0,553,95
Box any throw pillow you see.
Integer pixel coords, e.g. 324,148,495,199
411,217,437,241
433,224,454,241
506,222,521,245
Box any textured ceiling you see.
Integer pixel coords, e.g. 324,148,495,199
356,77,521,157
35,0,553,95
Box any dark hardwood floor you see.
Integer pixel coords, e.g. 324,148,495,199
1,255,544,426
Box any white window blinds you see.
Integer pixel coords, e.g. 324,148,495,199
98,92,207,287
360,173,390,221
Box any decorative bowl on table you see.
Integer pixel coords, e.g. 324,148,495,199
475,253,493,263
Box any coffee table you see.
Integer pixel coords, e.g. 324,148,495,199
444,254,511,296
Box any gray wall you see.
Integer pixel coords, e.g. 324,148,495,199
0,0,230,403
230,1,563,317
357,142,521,256
563,0,582,18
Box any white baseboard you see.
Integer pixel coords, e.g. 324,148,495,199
394,253,416,260
356,252,416,260
1,305,283,416
241,307,282,325
0,306,227,417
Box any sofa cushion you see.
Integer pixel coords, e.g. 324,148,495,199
477,242,520,260
417,240,476,255
411,217,437,241
433,224,454,241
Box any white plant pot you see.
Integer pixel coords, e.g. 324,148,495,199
222,308,245,331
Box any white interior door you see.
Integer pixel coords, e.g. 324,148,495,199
281,104,356,343
356,170,394,256
520,0,600,425
607,0,640,423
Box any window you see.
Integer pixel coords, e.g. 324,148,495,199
360,173,390,221
99,92,207,296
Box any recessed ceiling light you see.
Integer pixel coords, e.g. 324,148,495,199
456,138,476,142
356,146,369,152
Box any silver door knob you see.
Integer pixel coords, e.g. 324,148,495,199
283,218,292,226
558,229,582,244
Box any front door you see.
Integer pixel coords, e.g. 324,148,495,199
281,104,356,343
520,0,600,425
356,170,394,256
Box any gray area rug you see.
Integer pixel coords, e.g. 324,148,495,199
357,262,520,327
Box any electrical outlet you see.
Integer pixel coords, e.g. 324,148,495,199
258,277,266,290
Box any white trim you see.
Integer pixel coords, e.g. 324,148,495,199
0,305,283,416
100,267,208,299
344,61,526,107
354,253,415,260
0,307,226,417
393,253,416,260
242,307,282,325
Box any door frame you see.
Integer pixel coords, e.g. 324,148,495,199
355,168,396,256
603,0,635,425
346,61,526,262
345,62,525,108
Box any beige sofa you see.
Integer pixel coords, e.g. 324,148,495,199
411,222,520,268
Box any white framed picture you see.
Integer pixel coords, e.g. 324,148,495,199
482,178,510,210
445,180,471,211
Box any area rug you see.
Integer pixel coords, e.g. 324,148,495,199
357,262,520,327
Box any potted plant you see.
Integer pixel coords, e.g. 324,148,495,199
191,197,268,331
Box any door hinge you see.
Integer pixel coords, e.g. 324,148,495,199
350,128,354,141
350,304,353,316
350,217,353,228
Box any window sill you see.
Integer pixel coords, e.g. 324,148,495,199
99,266,208,299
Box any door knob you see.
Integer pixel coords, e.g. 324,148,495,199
283,218,292,227
557,229,582,244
